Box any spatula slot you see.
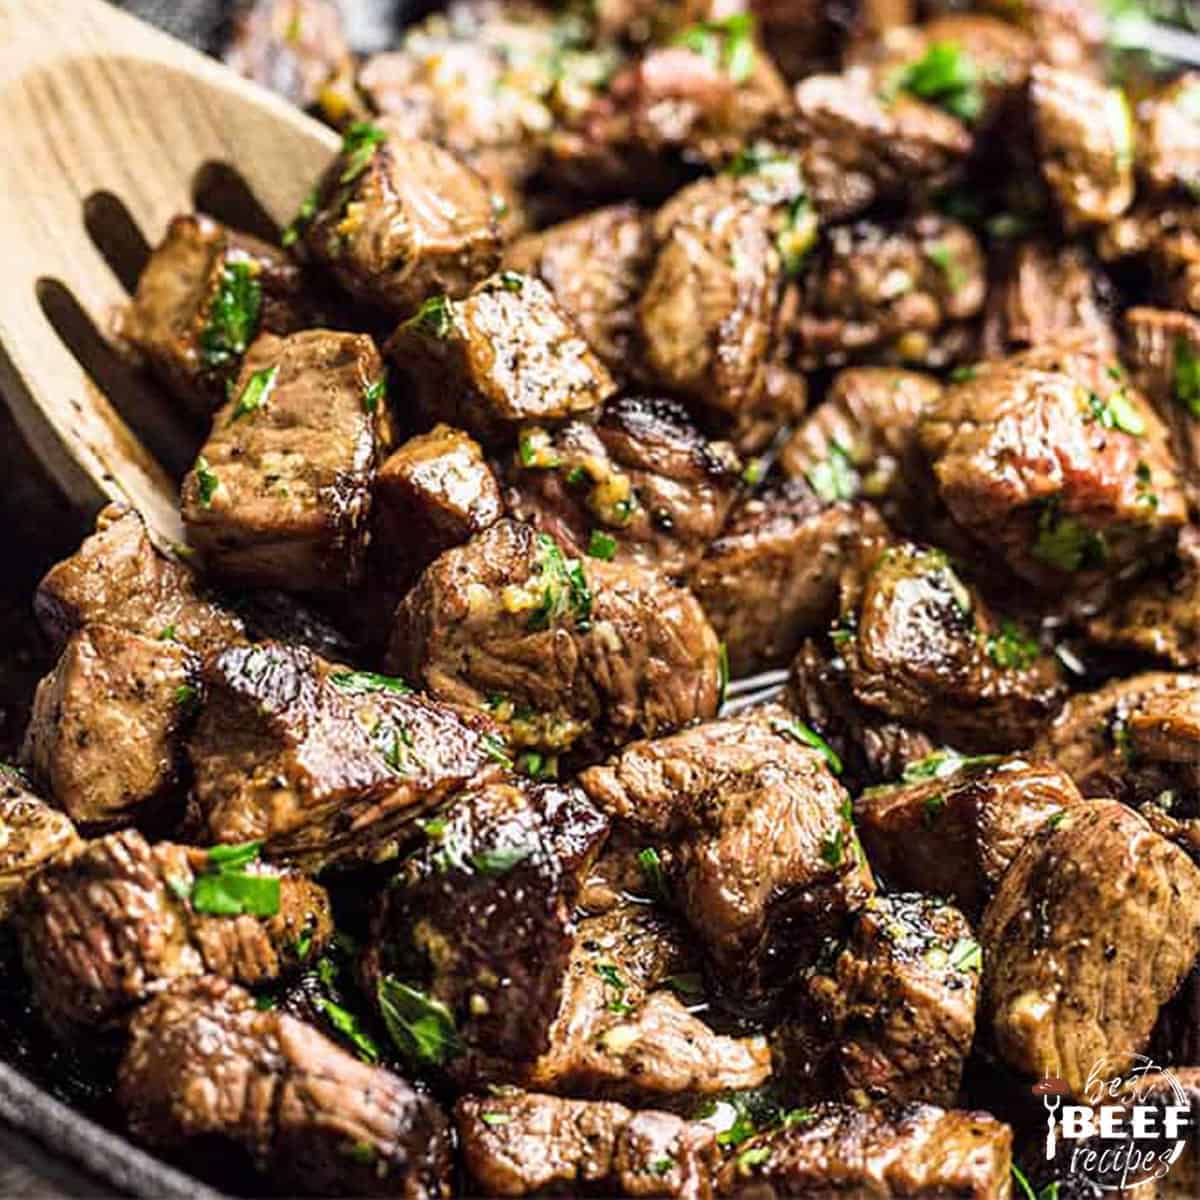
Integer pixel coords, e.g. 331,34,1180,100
192,161,281,245
82,190,152,297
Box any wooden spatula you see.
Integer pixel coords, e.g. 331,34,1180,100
0,0,339,543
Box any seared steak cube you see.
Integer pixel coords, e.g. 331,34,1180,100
505,396,742,579
301,129,501,317
1122,306,1200,515
980,800,1200,1093
1100,203,1200,314
372,423,503,594
456,1090,718,1200
35,504,246,656
919,338,1186,590
689,488,890,677
790,214,985,370
118,976,452,1199
525,905,771,1099
181,329,387,590
970,0,1104,69
21,624,198,830
364,779,609,1084
1136,73,1200,198
223,0,353,112
1031,65,1134,229
388,520,721,756
387,273,616,444
0,766,80,920
808,893,979,1107
502,203,654,379
779,367,944,537
981,239,1115,358
855,754,1083,918
121,213,315,417
17,829,330,1034
788,69,973,222
719,1102,1012,1197
580,705,875,1000
188,642,502,871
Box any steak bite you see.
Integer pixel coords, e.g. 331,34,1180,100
0,767,80,920
1100,202,1200,314
1122,306,1200,514
388,519,721,756
817,541,1065,755
223,0,353,112
689,488,890,677
981,239,1115,358
35,505,246,657
121,213,317,417
299,128,501,317
788,69,973,223
525,905,771,1099
456,1090,719,1200
778,367,944,535
854,754,1084,918
372,423,504,595
807,893,979,1107
1136,73,1200,198
501,203,655,379
387,273,616,445
980,800,1200,1094
17,829,331,1035
718,1102,1012,1197
117,975,452,1199
790,214,985,370
505,396,742,579
580,705,875,1001
20,624,199,831
364,779,609,1085
181,329,388,591
1030,65,1135,230
188,642,501,871
919,339,1187,591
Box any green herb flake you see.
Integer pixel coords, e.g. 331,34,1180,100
174,683,199,710
741,457,767,487
1011,1164,1060,1200
777,195,818,277
927,240,969,292
516,751,557,780
948,937,982,972
901,749,1002,783
254,993,277,1010
1032,503,1106,573
587,530,618,560
665,972,704,1000
651,1157,675,1176
986,618,1040,671
470,844,533,875
637,847,670,903
893,41,984,125
207,841,263,870
1085,388,1145,437
377,976,461,1067
194,457,219,509
482,732,513,769
923,793,947,826
192,871,281,917
363,369,388,414
498,271,525,292
769,717,843,775
281,187,319,248
673,13,757,84
313,993,381,1063
805,441,859,503
526,535,592,633
158,625,177,642
1174,337,1200,418
480,1112,511,1127
404,294,456,339
820,829,845,867
339,121,387,184
229,364,278,424
344,1140,376,1166
949,364,977,383
717,641,730,707
737,1146,772,1173
329,670,413,695
594,962,633,1014
200,261,262,370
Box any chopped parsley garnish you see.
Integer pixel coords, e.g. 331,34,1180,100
498,271,524,292
228,364,278,424
1031,503,1106,572
741,457,767,487
717,642,730,707
194,456,219,508
313,991,381,1063
516,751,557,780
174,683,199,711
158,625,177,641
901,749,1003,783
469,844,533,875
482,731,514,769
200,261,262,370
404,294,456,339
652,1157,675,1176
1085,387,1144,437
526,535,592,632
923,793,947,826
674,13,757,83
1174,337,1200,418
330,670,412,695
927,240,969,292
665,972,704,1000
480,1112,511,1127
363,370,387,414
820,828,845,867
587,530,618,560
254,993,277,1010
948,937,982,972
737,1146,772,1172
517,427,560,469
377,976,461,1066
188,840,280,918
769,717,843,775
778,195,818,277
339,121,387,184
805,441,858,503
637,847,670,903
986,619,1040,671
281,185,319,248
949,364,977,382
594,963,633,1014
893,41,984,124
1107,87,1133,170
